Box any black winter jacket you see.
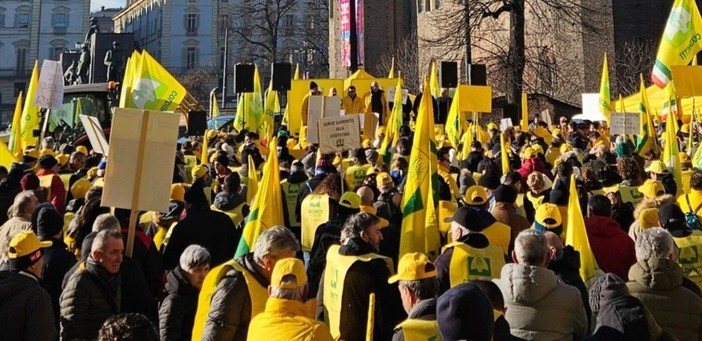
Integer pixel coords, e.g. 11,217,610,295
548,245,592,327
391,298,437,341
159,266,199,341
0,270,57,341
41,238,76,328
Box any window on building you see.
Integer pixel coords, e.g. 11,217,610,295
14,12,29,27
189,0,196,4
307,18,315,30
50,46,64,60
0,9,6,28
15,47,27,73
186,47,197,70
284,14,293,35
418,0,424,12
186,13,198,34
52,13,68,27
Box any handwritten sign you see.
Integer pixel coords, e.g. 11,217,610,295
34,60,64,109
387,86,409,104
317,115,361,153
79,115,110,155
307,96,342,144
609,112,640,135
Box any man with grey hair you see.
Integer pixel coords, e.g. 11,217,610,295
497,229,587,340
0,190,38,265
60,229,124,340
247,258,333,340
627,228,702,340
92,213,121,232
317,212,403,341
196,226,299,341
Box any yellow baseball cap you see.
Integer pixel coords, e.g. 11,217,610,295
487,122,498,131
171,183,186,202
271,258,307,289
531,144,544,155
464,185,488,206
8,230,52,260
388,252,437,283
191,165,208,180
76,145,88,156
339,191,361,209
70,178,91,199
522,147,536,159
639,208,660,230
644,160,666,174
638,179,665,199
376,172,393,186
535,203,562,228
359,205,389,228
39,148,55,157
56,154,69,167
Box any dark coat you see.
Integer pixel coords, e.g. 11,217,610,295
316,237,405,341
461,151,484,173
587,296,651,340
41,238,76,328
60,261,121,341
201,253,269,341
120,227,164,296
0,270,57,341
159,267,200,341
392,298,437,341
163,206,239,269
548,245,592,327
435,229,493,295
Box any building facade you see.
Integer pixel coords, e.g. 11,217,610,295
0,0,89,124
91,6,121,34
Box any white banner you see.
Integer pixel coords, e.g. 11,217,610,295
317,115,361,153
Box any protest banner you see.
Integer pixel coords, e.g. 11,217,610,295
34,60,64,109
609,112,641,135
102,108,180,256
317,115,361,153
79,115,110,155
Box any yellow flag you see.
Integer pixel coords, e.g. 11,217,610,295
263,81,280,140
637,74,659,156
9,91,23,158
445,89,462,149
460,123,475,159
379,78,404,164
400,78,440,258
119,52,140,108
293,64,300,80
663,90,685,197
125,51,186,111
598,53,612,123
20,61,40,149
500,133,509,175
521,92,529,132
652,0,702,87
234,65,263,133
210,91,220,118
388,57,395,78
246,155,259,204
564,175,600,282
200,130,209,165
430,62,441,99
235,139,284,256
0,140,17,169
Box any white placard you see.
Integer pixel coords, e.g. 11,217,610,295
317,115,361,153
540,109,552,127
387,86,409,104
102,108,180,212
79,115,110,155
609,112,640,135
500,118,513,132
324,96,342,117
34,60,64,109
307,96,343,144
578,93,607,122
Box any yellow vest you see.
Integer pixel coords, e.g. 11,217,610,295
322,244,394,340
191,259,269,341
281,180,303,228
59,174,71,200
516,193,527,217
396,319,441,341
443,242,505,288
438,200,457,240
674,231,702,290
210,203,246,226
301,194,331,252
184,155,198,183
344,164,372,191
526,192,546,208
39,174,54,199
618,185,645,206
481,222,510,255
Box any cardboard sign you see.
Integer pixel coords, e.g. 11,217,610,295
317,115,361,153
499,118,513,132
307,96,343,144
102,108,179,212
79,115,110,155
387,86,409,104
35,60,64,109
540,109,552,127
609,112,640,135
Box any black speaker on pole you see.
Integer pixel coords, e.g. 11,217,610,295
187,111,208,136
440,61,458,88
272,63,292,92
234,64,255,93
468,64,487,86
503,104,519,126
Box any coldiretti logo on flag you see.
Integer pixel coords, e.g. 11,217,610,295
126,51,186,111
652,0,702,87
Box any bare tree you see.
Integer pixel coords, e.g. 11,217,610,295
377,32,420,92
614,39,657,96
180,66,219,105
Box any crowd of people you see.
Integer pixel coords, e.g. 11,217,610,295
3,84,702,341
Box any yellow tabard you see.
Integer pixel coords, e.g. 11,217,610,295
281,180,303,228
444,242,505,288
438,200,457,238
683,170,693,194
618,185,645,206
59,174,71,200
301,194,331,251
344,164,372,191
674,231,702,290
39,174,54,199
210,203,246,226
396,319,441,341
526,192,546,208
184,155,198,183
323,244,394,340
191,260,268,341
516,193,527,217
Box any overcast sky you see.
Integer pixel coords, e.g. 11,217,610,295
91,0,125,12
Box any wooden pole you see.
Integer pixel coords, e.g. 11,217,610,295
365,293,375,341
126,110,150,257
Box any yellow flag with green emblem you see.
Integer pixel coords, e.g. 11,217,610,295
598,53,612,124
445,89,462,149
637,74,660,156
20,61,40,149
652,0,702,87
400,79,441,258
263,80,280,140
234,65,263,134
125,51,186,111
379,78,404,165
235,139,284,257
663,86,685,197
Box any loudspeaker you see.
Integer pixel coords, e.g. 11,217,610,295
440,61,458,88
468,64,487,86
187,111,208,136
272,63,292,92
234,64,255,93
503,104,519,125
